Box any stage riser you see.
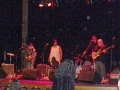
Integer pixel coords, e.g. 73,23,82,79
0,79,118,90
2,85,118,90
75,86,118,90
1,84,118,90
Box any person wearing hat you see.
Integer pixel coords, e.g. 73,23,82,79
25,43,37,69
48,39,63,69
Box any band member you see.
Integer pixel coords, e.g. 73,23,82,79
82,35,98,60
48,39,63,69
91,35,98,52
92,39,107,82
82,35,98,69
25,43,37,69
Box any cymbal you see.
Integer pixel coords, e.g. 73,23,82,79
74,57,83,62
7,53,14,56
75,54,81,56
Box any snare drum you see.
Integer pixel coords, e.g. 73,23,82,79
76,66,82,78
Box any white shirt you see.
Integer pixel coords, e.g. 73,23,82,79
49,45,61,65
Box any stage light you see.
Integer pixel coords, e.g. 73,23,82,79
39,4,44,8
108,0,112,2
38,0,57,8
47,2,52,7
86,0,92,4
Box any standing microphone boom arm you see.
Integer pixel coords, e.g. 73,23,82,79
82,41,92,58
40,43,49,64
110,37,115,72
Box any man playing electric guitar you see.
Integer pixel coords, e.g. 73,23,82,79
25,43,37,69
92,39,107,83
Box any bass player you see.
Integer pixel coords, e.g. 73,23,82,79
92,39,107,83
25,43,37,69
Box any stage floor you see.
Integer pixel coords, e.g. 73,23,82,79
0,78,118,90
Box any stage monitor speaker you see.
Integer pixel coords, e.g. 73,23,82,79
109,68,119,85
37,64,49,76
78,71,95,82
48,69,55,81
0,68,7,79
22,68,37,80
2,64,14,76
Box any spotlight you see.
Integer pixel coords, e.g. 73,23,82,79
38,0,57,8
39,4,44,8
108,0,112,2
47,2,52,7
86,0,92,4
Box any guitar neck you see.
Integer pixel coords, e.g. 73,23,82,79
99,46,112,54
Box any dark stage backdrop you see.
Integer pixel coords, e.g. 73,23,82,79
0,0,120,72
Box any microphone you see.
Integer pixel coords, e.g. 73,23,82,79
45,43,49,46
112,37,115,41
90,40,93,42
19,46,23,50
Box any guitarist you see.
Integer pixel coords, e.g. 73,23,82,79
25,43,37,69
92,39,107,83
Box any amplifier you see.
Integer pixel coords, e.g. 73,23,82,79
2,64,14,76
37,64,50,76
22,68,37,80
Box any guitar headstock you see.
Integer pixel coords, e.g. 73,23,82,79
111,45,115,48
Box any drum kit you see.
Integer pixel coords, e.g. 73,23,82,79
74,54,83,66
74,53,95,76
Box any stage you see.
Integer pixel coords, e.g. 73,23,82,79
0,77,118,90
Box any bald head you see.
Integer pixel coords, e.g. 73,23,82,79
97,39,104,47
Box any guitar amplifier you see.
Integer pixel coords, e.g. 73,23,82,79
37,64,50,76
2,64,14,76
22,68,37,80
78,71,95,82
109,68,119,84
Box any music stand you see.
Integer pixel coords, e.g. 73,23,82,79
7,53,14,64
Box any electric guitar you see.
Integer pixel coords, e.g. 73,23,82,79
92,45,115,60
25,56,34,62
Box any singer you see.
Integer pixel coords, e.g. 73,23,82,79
48,39,63,69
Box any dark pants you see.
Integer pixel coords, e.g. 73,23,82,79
51,57,59,69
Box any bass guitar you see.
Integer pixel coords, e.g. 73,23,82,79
92,45,115,60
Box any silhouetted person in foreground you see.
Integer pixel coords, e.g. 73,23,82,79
51,59,75,90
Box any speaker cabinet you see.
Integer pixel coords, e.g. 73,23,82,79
37,64,49,76
48,69,55,81
0,68,7,78
2,64,14,76
22,68,37,80
78,71,95,82
109,68,119,84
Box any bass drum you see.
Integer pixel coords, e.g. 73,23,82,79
75,66,82,78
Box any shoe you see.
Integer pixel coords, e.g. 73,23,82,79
101,78,108,84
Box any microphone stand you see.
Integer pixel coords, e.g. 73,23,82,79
40,45,48,64
71,45,79,60
82,41,92,60
110,38,115,72
40,44,48,80
15,54,18,77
